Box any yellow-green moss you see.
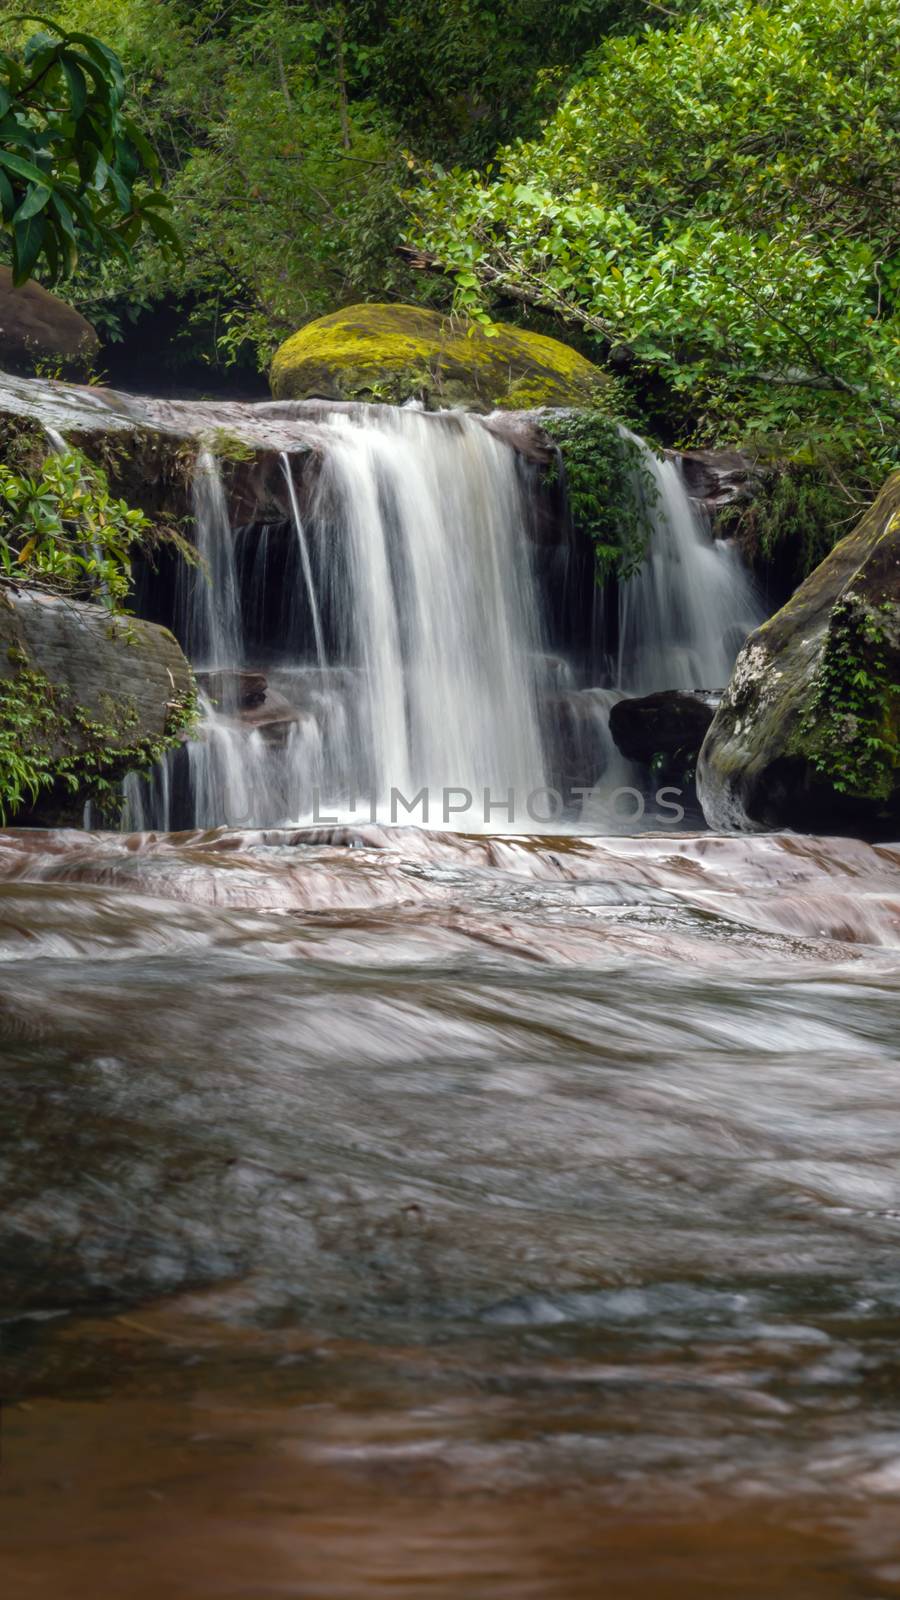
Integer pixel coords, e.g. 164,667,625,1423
270,303,608,411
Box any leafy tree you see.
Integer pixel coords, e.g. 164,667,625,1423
339,0,656,162
0,13,178,282
407,0,899,469
39,0,670,368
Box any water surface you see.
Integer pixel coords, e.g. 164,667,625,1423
1,825,899,1597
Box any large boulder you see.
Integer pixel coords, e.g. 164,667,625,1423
0,267,99,377
0,587,194,822
698,472,900,840
270,303,608,410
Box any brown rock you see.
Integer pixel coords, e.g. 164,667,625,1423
196,669,267,711
0,267,99,376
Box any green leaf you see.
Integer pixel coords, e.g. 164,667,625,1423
64,33,126,103
12,183,51,223
0,147,49,185
61,55,87,120
12,212,47,283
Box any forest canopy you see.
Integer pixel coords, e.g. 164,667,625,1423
409,0,899,469
0,0,897,487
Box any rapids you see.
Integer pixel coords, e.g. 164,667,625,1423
2,824,900,1596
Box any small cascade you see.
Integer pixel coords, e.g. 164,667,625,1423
187,448,243,671
616,431,762,693
548,431,763,826
280,451,326,668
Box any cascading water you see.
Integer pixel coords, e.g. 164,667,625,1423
128,407,549,831
616,430,763,693
548,430,765,822
125,406,763,834
280,450,326,668
315,409,547,812
186,447,243,670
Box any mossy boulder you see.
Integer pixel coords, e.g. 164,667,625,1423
698,472,900,840
270,303,608,411
0,588,195,823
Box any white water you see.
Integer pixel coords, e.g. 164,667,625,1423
188,448,243,669
617,432,763,694
125,407,763,834
281,451,326,668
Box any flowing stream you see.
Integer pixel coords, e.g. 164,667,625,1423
2,390,898,1598
1,824,899,1597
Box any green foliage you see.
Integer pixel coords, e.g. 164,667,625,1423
0,15,178,282
338,0,653,163
543,411,657,582
719,464,859,586
0,445,195,609
0,446,151,605
408,0,899,468
0,651,198,822
43,0,664,368
799,593,899,798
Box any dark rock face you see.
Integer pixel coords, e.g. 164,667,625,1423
698,472,900,840
0,268,99,376
676,448,766,517
610,690,715,770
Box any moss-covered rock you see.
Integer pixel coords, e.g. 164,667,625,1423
0,588,196,823
270,303,608,410
698,472,900,840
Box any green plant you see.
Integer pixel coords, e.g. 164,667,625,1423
407,0,899,458
543,411,657,582
0,446,187,609
0,16,179,282
798,593,899,798
719,464,857,586
0,652,198,822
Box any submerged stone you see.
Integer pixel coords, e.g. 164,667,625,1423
269,303,608,410
698,471,900,839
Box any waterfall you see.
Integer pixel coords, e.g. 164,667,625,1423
126,406,763,835
616,432,763,694
314,409,547,812
134,407,550,831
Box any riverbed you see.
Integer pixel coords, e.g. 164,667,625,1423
1,824,899,1597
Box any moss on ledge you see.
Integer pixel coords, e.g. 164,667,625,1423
270,303,608,411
